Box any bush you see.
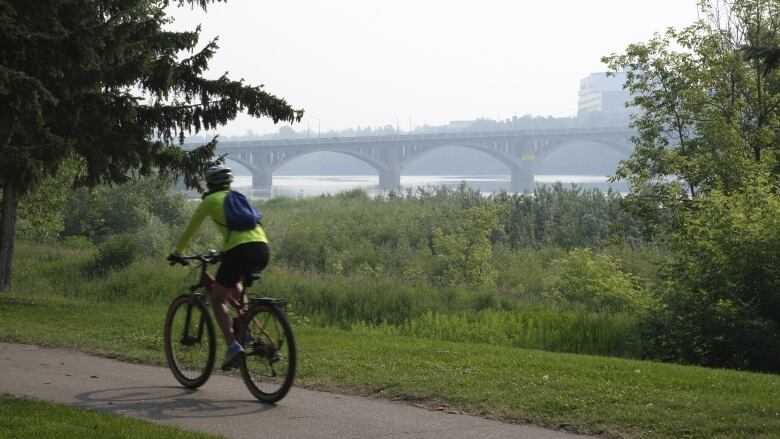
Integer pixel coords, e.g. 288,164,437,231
543,248,648,313
62,177,186,241
642,183,780,372
93,234,143,274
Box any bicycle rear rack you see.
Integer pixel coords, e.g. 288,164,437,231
248,297,288,307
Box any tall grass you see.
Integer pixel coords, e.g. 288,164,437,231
351,309,642,358
12,241,644,358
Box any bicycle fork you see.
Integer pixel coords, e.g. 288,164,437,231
181,295,206,347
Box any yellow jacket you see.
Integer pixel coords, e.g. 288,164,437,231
175,190,267,253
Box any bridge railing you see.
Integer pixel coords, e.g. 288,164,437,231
183,126,634,149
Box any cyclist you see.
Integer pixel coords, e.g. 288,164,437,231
169,165,269,370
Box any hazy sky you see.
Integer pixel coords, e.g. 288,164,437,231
169,0,701,136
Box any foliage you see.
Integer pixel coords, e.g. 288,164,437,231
13,174,203,273
0,0,302,288
643,180,780,372
0,0,301,190
11,239,648,358
265,183,648,288
353,308,642,358
603,0,780,233
602,0,780,372
432,205,500,286
93,234,144,274
15,171,70,240
496,184,642,248
543,248,649,313
61,177,187,241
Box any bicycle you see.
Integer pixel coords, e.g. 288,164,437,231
163,251,296,403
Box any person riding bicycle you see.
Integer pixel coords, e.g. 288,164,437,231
168,165,270,370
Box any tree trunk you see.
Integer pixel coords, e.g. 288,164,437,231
0,181,20,290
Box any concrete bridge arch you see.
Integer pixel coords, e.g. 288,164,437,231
272,149,394,186
224,148,394,189
534,139,634,164
398,143,533,192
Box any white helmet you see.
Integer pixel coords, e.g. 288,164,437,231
204,165,233,187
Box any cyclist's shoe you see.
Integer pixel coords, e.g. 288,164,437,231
243,330,256,347
221,341,245,371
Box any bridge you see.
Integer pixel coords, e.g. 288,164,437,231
193,126,635,192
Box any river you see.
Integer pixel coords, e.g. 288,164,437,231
229,175,628,198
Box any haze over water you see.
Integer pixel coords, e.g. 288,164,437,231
231,174,627,198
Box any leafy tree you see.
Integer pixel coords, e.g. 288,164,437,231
603,0,780,232
432,205,500,286
604,0,780,371
497,184,641,249
15,157,79,240
643,179,780,371
0,0,302,289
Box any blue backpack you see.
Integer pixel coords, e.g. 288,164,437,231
223,191,262,231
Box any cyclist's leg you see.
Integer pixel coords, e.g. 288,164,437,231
208,280,237,345
213,242,269,368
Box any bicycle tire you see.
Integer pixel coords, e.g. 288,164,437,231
237,302,297,403
163,294,216,389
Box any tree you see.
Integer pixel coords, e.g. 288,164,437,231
432,205,500,286
603,0,780,232
643,179,780,371
604,0,780,371
0,0,302,289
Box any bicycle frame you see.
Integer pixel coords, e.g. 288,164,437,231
181,253,283,356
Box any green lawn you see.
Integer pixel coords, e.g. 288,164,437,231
0,394,221,439
1,293,778,438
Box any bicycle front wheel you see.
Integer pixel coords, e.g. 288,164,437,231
237,303,297,403
163,294,216,389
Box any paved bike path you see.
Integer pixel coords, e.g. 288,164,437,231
0,343,588,438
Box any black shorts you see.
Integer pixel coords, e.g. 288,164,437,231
216,242,270,288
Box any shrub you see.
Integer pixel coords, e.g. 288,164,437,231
432,205,500,286
543,248,648,312
643,182,780,372
93,234,143,274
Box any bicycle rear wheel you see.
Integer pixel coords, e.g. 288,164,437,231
164,294,216,388
237,302,297,403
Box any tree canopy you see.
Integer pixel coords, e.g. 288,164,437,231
604,0,780,228
604,0,780,371
0,0,302,288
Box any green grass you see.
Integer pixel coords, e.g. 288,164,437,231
3,241,779,438
1,293,778,438
0,394,221,439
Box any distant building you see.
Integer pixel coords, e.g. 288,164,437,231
577,72,631,127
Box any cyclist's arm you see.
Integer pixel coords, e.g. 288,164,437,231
175,199,211,253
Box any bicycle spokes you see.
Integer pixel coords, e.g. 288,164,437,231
238,303,296,402
164,294,216,389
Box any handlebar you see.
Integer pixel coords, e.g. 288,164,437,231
167,251,222,266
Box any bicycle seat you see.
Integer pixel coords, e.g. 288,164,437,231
244,271,262,287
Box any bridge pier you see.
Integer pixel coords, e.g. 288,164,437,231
510,167,535,193
251,169,272,190
378,169,401,189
